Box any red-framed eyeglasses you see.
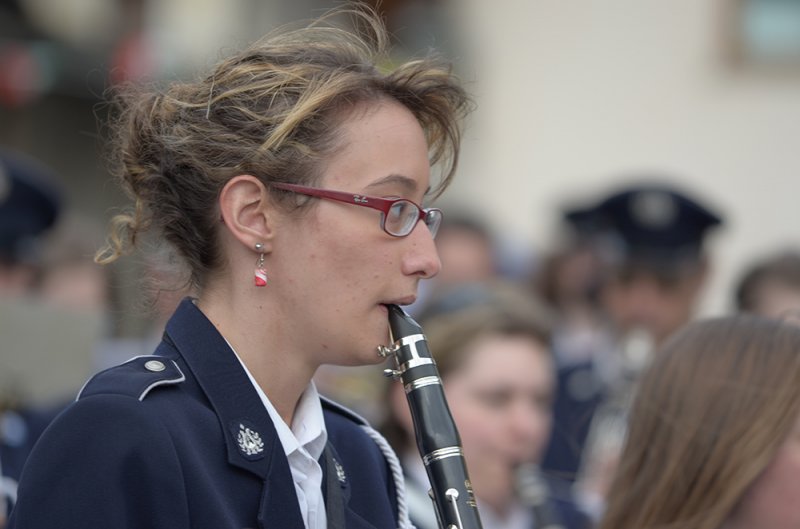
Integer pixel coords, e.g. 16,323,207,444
270,182,443,238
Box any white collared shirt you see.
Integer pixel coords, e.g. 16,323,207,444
232,349,328,529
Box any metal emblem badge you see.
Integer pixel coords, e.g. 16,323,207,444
333,457,347,484
236,423,264,457
630,190,677,229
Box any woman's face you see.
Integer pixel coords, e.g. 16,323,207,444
726,412,800,529
444,334,555,490
270,100,440,367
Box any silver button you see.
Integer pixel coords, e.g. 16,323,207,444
144,360,166,372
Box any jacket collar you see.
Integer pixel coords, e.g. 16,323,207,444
323,442,382,529
164,297,304,528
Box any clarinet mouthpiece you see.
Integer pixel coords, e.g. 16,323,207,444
386,304,423,338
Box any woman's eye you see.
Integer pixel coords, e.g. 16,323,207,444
389,202,406,217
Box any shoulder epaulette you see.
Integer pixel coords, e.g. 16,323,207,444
77,355,185,402
320,395,369,426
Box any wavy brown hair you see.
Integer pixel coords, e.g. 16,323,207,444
598,315,800,529
96,6,471,290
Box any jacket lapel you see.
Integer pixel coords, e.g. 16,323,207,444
165,298,305,528
323,443,382,529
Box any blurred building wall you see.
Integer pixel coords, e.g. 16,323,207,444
445,0,800,316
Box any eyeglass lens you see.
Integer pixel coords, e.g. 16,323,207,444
425,209,442,238
383,200,441,237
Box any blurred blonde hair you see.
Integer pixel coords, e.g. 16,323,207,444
598,315,800,529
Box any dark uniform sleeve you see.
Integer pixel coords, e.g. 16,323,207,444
9,394,189,528
9,374,190,528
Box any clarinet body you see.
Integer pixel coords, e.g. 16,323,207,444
378,304,483,529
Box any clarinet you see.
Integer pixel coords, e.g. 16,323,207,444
378,304,483,529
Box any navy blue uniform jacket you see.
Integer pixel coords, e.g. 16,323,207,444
9,298,399,528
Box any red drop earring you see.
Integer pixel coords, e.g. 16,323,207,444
254,243,267,287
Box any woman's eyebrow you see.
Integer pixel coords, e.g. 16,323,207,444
365,173,420,194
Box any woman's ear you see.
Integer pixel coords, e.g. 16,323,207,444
219,175,275,251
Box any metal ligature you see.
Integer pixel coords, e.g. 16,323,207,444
378,304,483,529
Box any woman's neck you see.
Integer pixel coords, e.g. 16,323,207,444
195,286,316,425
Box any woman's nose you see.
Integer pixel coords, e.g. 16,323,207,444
401,220,442,279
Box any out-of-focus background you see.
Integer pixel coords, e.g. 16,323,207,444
1,0,799,409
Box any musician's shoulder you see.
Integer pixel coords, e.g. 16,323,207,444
78,355,186,402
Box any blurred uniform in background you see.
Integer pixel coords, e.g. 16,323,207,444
0,149,60,295
539,180,724,519
0,148,63,526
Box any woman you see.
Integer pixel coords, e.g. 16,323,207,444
9,7,470,529
598,315,800,529
384,282,591,529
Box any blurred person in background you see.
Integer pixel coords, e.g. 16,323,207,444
0,149,60,297
0,148,63,527
92,242,195,371
531,210,613,491
405,209,499,318
598,314,800,529
382,281,592,529
36,212,112,315
571,182,723,352
8,6,471,529
538,180,724,518
734,249,800,320
532,225,608,367
431,211,496,286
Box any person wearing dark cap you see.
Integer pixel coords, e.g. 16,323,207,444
539,181,724,521
0,148,61,296
572,184,723,349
